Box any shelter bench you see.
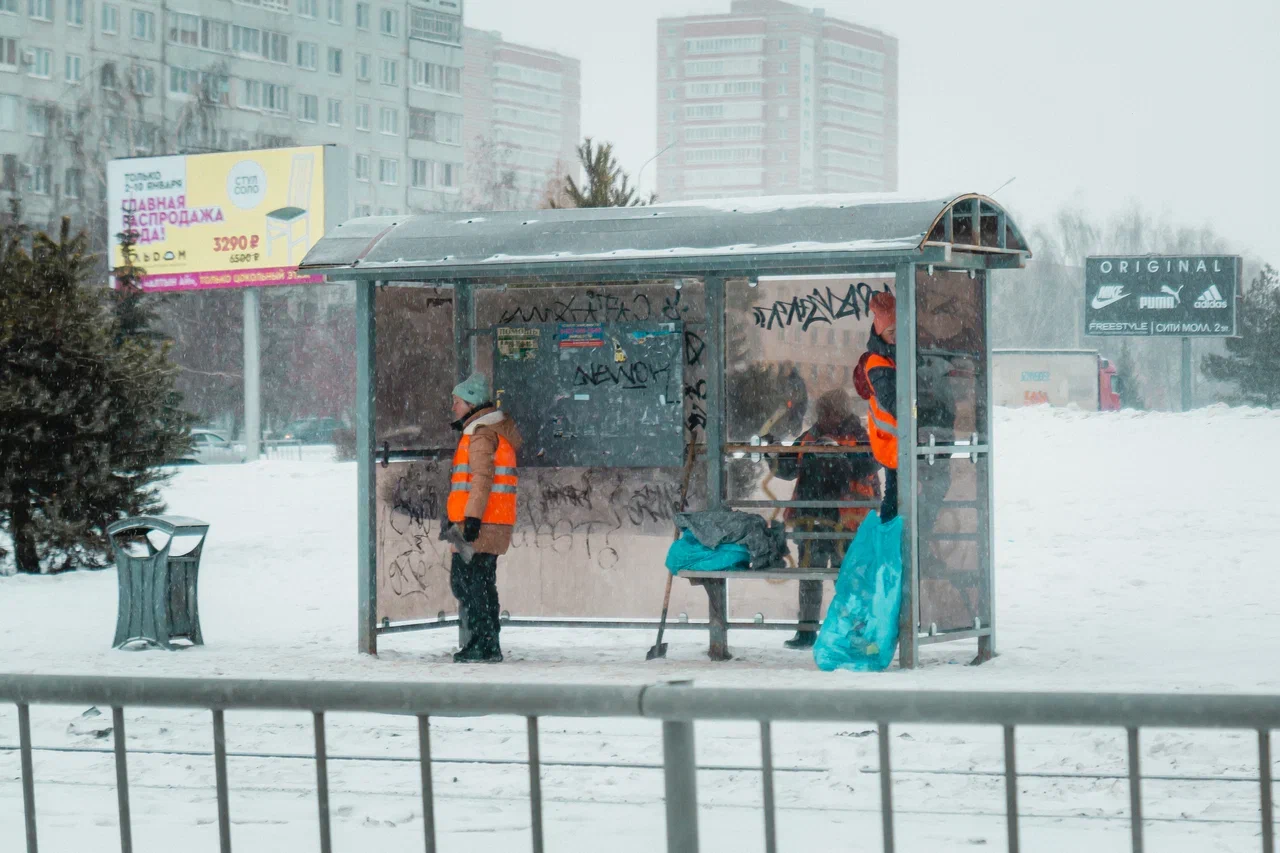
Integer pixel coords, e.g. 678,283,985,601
676,568,840,661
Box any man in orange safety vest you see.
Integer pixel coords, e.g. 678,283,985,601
447,371,523,663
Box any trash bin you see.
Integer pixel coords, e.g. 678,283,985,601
107,515,210,650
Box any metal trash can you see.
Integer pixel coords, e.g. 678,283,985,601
107,515,210,650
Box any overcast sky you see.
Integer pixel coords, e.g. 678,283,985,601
466,0,1280,265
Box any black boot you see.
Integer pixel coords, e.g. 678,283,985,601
784,631,817,649
453,642,503,663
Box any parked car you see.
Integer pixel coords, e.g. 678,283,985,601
280,417,340,445
177,430,248,465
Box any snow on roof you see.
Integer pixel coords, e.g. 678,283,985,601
653,191,948,214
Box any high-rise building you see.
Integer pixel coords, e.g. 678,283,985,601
0,0,468,235
656,0,898,201
463,28,579,208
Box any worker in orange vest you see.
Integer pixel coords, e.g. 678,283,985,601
447,372,523,663
859,291,899,521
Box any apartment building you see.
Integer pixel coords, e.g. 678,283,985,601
462,27,579,207
656,0,898,200
0,0,467,237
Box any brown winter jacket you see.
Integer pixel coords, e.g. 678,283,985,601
457,406,524,556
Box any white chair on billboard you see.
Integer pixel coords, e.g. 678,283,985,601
265,153,314,264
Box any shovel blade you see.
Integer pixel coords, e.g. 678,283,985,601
645,643,668,661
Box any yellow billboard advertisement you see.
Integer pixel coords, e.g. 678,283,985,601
107,146,335,291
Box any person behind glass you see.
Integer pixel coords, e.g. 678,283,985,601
447,372,523,663
767,389,880,649
859,291,899,521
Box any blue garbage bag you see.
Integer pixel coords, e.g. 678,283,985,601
813,513,904,672
665,531,752,575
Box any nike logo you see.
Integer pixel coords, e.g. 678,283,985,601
1091,285,1130,310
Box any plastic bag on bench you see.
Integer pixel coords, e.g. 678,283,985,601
814,513,904,672
665,531,752,575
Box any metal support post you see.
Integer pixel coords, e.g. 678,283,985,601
704,276,726,510
242,287,261,461
1181,336,1192,412
978,269,996,662
112,707,133,853
453,282,475,652
356,280,378,655
213,710,232,853
878,722,896,853
314,712,333,853
894,263,919,669
18,703,37,853
662,719,700,853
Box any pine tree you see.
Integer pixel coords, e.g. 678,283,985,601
550,138,654,208
1202,265,1280,407
0,215,192,574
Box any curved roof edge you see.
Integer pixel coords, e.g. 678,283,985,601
299,192,1031,281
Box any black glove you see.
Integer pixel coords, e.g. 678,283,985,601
462,517,482,542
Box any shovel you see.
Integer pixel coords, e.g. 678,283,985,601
438,509,476,564
647,443,698,660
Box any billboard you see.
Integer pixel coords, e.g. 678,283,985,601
1084,255,1239,337
107,145,345,292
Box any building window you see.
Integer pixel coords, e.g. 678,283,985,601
65,53,82,82
0,96,16,132
778,105,789,119
356,53,370,81
0,0,14,13
28,0,52,20
64,167,83,198
297,0,316,15
240,79,260,108
299,93,318,122
436,160,457,189
354,0,368,28
168,12,198,44
101,62,118,89
327,47,342,74
326,97,342,125
408,6,460,43
326,0,341,23
410,59,460,93
410,158,428,188
27,103,51,137
778,38,787,49
354,153,369,180
378,7,397,35
297,41,318,70
355,102,369,130
132,65,155,95
263,31,288,63
168,65,193,94
66,0,82,25
407,108,461,144
379,57,397,86
0,38,16,72
131,9,155,40
29,48,52,78
201,19,229,51
101,2,117,32
777,82,787,95
26,163,52,194
377,206,396,216
353,203,371,217
262,82,288,113
378,157,397,185
379,106,398,135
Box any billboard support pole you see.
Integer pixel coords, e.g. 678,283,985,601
1180,337,1192,412
243,288,261,460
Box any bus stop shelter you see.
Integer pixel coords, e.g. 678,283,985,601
299,192,1031,668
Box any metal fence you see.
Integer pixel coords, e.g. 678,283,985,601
2,675,1278,853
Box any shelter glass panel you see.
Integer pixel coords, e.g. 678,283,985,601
916,454,991,634
374,285,455,450
915,268,989,445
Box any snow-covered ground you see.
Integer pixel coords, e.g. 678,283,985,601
3,406,1279,851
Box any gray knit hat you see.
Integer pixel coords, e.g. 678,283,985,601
451,372,490,406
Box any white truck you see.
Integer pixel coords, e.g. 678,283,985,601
992,349,1122,411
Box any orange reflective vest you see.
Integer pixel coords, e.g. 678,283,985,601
865,353,898,469
447,433,519,525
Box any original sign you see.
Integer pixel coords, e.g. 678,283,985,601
496,327,540,361
1084,255,1240,337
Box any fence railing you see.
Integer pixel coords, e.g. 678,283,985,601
2,675,1278,853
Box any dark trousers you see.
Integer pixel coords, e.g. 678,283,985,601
881,468,899,521
450,552,501,651
797,530,840,633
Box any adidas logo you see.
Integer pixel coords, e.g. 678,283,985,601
1193,284,1228,309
